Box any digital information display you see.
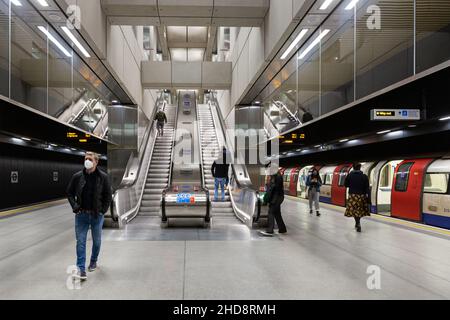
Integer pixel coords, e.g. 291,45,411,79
371,109,421,121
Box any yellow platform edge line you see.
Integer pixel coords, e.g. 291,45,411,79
286,195,450,237
0,199,66,218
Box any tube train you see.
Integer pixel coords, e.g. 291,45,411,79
274,159,450,230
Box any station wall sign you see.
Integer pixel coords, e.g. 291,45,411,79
11,171,18,184
371,109,421,121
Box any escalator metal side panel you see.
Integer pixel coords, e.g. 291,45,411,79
162,91,209,223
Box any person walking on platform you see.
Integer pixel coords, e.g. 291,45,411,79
154,108,167,136
67,152,112,280
344,163,370,232
306,168,322,216
211,146,230,202
259,167,287,236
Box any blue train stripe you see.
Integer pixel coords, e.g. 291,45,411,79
423,213,450,230
320,196,332,204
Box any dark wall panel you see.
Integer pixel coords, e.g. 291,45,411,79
0,142,105,211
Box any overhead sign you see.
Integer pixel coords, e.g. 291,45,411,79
371,109,421,121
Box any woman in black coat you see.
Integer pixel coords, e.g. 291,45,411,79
344,163,370,232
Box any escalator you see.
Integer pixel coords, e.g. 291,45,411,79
206,93,266,227
139,104,177,216
197,104,234,217
161,91,211,227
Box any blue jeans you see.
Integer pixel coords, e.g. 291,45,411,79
75,212,104,272
214,177,226,201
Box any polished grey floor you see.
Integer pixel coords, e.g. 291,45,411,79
0,199,449,300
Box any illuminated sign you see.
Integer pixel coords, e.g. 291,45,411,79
371,109,421,121
68,132,92,143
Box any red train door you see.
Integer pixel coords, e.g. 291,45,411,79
391,159,434,222
290,167,300,196
331,164,352,207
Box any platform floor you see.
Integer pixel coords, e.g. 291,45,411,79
1,198,449,300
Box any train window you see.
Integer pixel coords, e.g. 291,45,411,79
379,164,392,188
324,173,333,185
338,167,350,187
394,163,414,192
424,173,449,194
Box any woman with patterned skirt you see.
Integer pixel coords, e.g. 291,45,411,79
344,163,370,232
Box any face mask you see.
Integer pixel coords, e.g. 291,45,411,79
84,160,94,170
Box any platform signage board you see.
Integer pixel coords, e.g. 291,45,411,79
371,109,421,121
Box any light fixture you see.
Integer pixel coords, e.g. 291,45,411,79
298,29,330,59
50,143,58,147
314,145,321,148
377,130,391,135
21,137,31,141
387,130,403,136
320,0,334,10
61,26,91,58
339,139,349,143
408,124,417,128
10,0,22,6
36,0,49,7
38,26,72,57
439,116,450,121
281,29,308,60
345,0,359,10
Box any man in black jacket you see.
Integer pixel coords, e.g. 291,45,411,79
67,152,112,280
260,167,287,236
211,147,230,202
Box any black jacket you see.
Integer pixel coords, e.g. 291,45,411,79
265,173,284,206
67,168,112,214
344,170,369,195
211,150,230,178
211,161,229,178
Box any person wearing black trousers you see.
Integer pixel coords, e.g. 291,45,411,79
259,169,287,236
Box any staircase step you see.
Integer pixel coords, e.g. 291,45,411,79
146,183,167,188
142,194,162,201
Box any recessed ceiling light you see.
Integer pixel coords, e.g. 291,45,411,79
38,26,72,57
439,116,450,121
61,26,91,58
281,29,308,60
36,0,49,7
345,0,359,10
21,137,31,141
320,0,335,10
11,0,22,6
377,130,391,135
339,139,349,143
298,29,330,59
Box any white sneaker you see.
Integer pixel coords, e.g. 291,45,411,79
258,231,274,237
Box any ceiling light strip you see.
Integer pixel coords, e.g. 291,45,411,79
38,26,72,57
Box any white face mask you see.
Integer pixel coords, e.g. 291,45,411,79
84,159,94,170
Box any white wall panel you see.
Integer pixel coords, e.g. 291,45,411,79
264,0,293,58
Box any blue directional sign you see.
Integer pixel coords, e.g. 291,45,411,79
176,193,192,204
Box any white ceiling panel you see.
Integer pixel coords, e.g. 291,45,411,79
188,48,205,61
170,48,188,61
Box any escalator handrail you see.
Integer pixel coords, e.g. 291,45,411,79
110,93,166,223
209,93,253,190
165,96,178,189
196,95,208,191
